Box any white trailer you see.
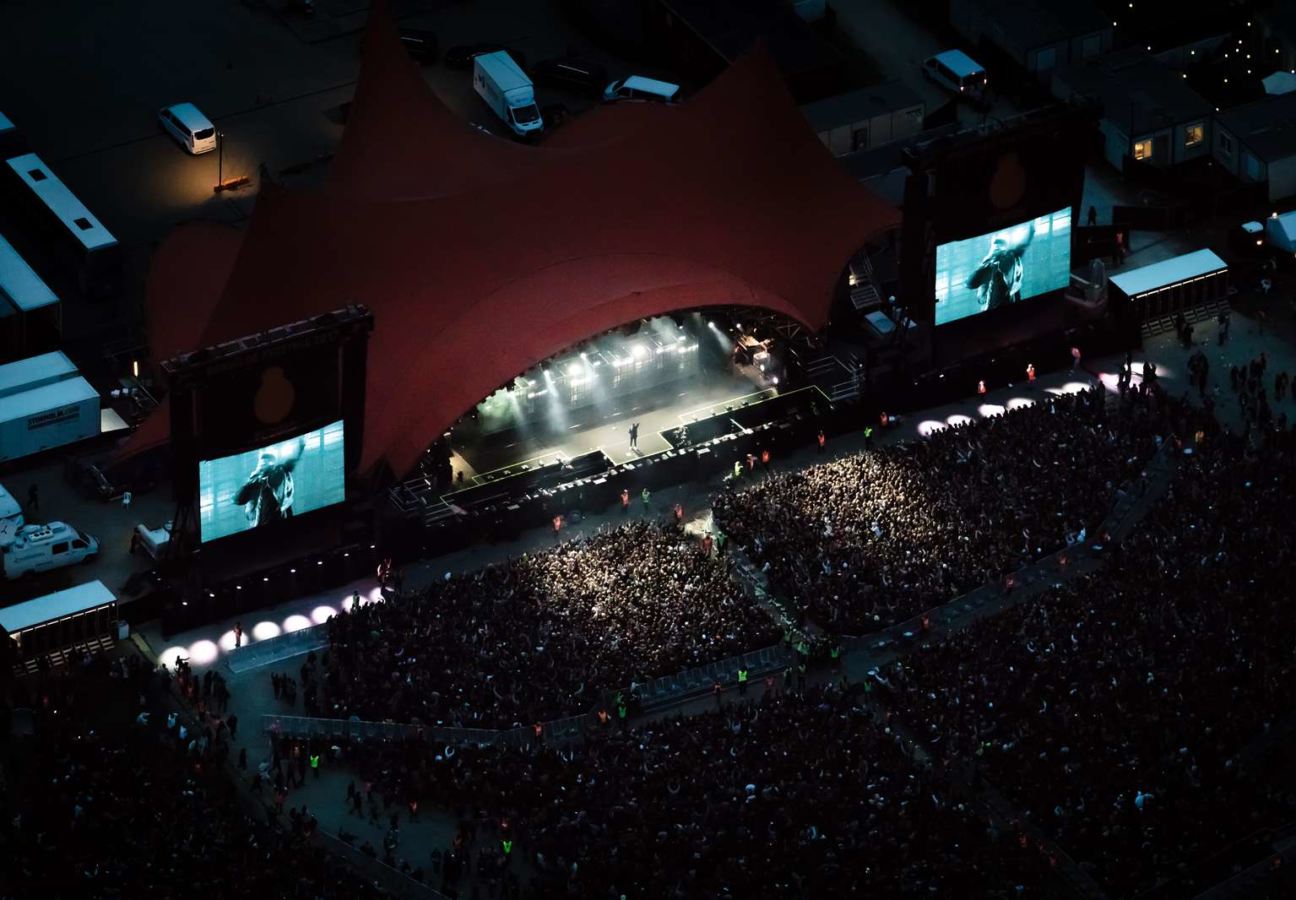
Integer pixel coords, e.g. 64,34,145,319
473,51,543,137
0,375,99,462
0,350,77,399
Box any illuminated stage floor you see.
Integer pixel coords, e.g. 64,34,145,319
451,369,771,482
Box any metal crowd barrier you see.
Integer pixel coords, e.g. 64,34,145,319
226,624,329,674
631,643,793,708
261,714,590,749
316,828,453,900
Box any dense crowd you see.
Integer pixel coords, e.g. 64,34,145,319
325,522,778,727
715,385,1170,631
339,684,1055,898
0,653,390,900
886,423,1296,897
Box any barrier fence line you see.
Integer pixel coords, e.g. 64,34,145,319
258,645,794,743
316,828,453,900
226,623,329,674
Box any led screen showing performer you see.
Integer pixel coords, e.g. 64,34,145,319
934,208,1072,325
198,420,345,542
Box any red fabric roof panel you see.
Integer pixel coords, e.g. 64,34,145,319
124,11,898,477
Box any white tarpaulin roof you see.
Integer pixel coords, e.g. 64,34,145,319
1268,210,1296,244
0,580,115,634
1263,71,1296,96
1110,249,1227,297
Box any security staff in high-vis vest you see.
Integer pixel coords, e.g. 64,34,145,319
737,666,749,696
309,753,320,780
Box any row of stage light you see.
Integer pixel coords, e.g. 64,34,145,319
914,361,1174,437
524,335,701,399
158,582,387,669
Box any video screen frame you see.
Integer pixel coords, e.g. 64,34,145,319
197,419,346,543
934,207,1073,326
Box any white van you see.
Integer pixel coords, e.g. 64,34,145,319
1,520,98,579
923,50,988,105
158,103,217,155
0,483,22,529
603,75,680,104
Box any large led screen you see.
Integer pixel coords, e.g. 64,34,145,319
934,208,1072,326
198,420,345,542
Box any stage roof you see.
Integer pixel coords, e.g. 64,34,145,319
125,2,898,476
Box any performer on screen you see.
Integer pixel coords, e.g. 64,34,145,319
965,222,1035,312
234,437,305,527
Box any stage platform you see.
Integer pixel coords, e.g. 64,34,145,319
450,369,770,484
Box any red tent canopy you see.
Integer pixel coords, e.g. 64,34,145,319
128,7,898,476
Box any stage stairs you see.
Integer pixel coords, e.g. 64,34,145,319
848,253,885,314
804,352,861,403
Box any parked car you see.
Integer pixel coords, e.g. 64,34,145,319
603,75,680,103
531,57,608,97
158,103,217,155
922,50,989,107
398,29,439,65
446,43,527,72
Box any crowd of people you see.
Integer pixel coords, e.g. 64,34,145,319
885,423,1296,897
715,385,1170,632
337,684,1056,898
324,521,779,727
0,653,390,900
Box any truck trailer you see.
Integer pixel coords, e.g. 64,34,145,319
0,374,99,463
473,51,544,137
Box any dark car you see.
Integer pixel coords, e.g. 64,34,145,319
531,57,608,97
445,44,528,72
398,29,439,65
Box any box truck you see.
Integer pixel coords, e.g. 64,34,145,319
473,51,544,137
0,375,99,463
